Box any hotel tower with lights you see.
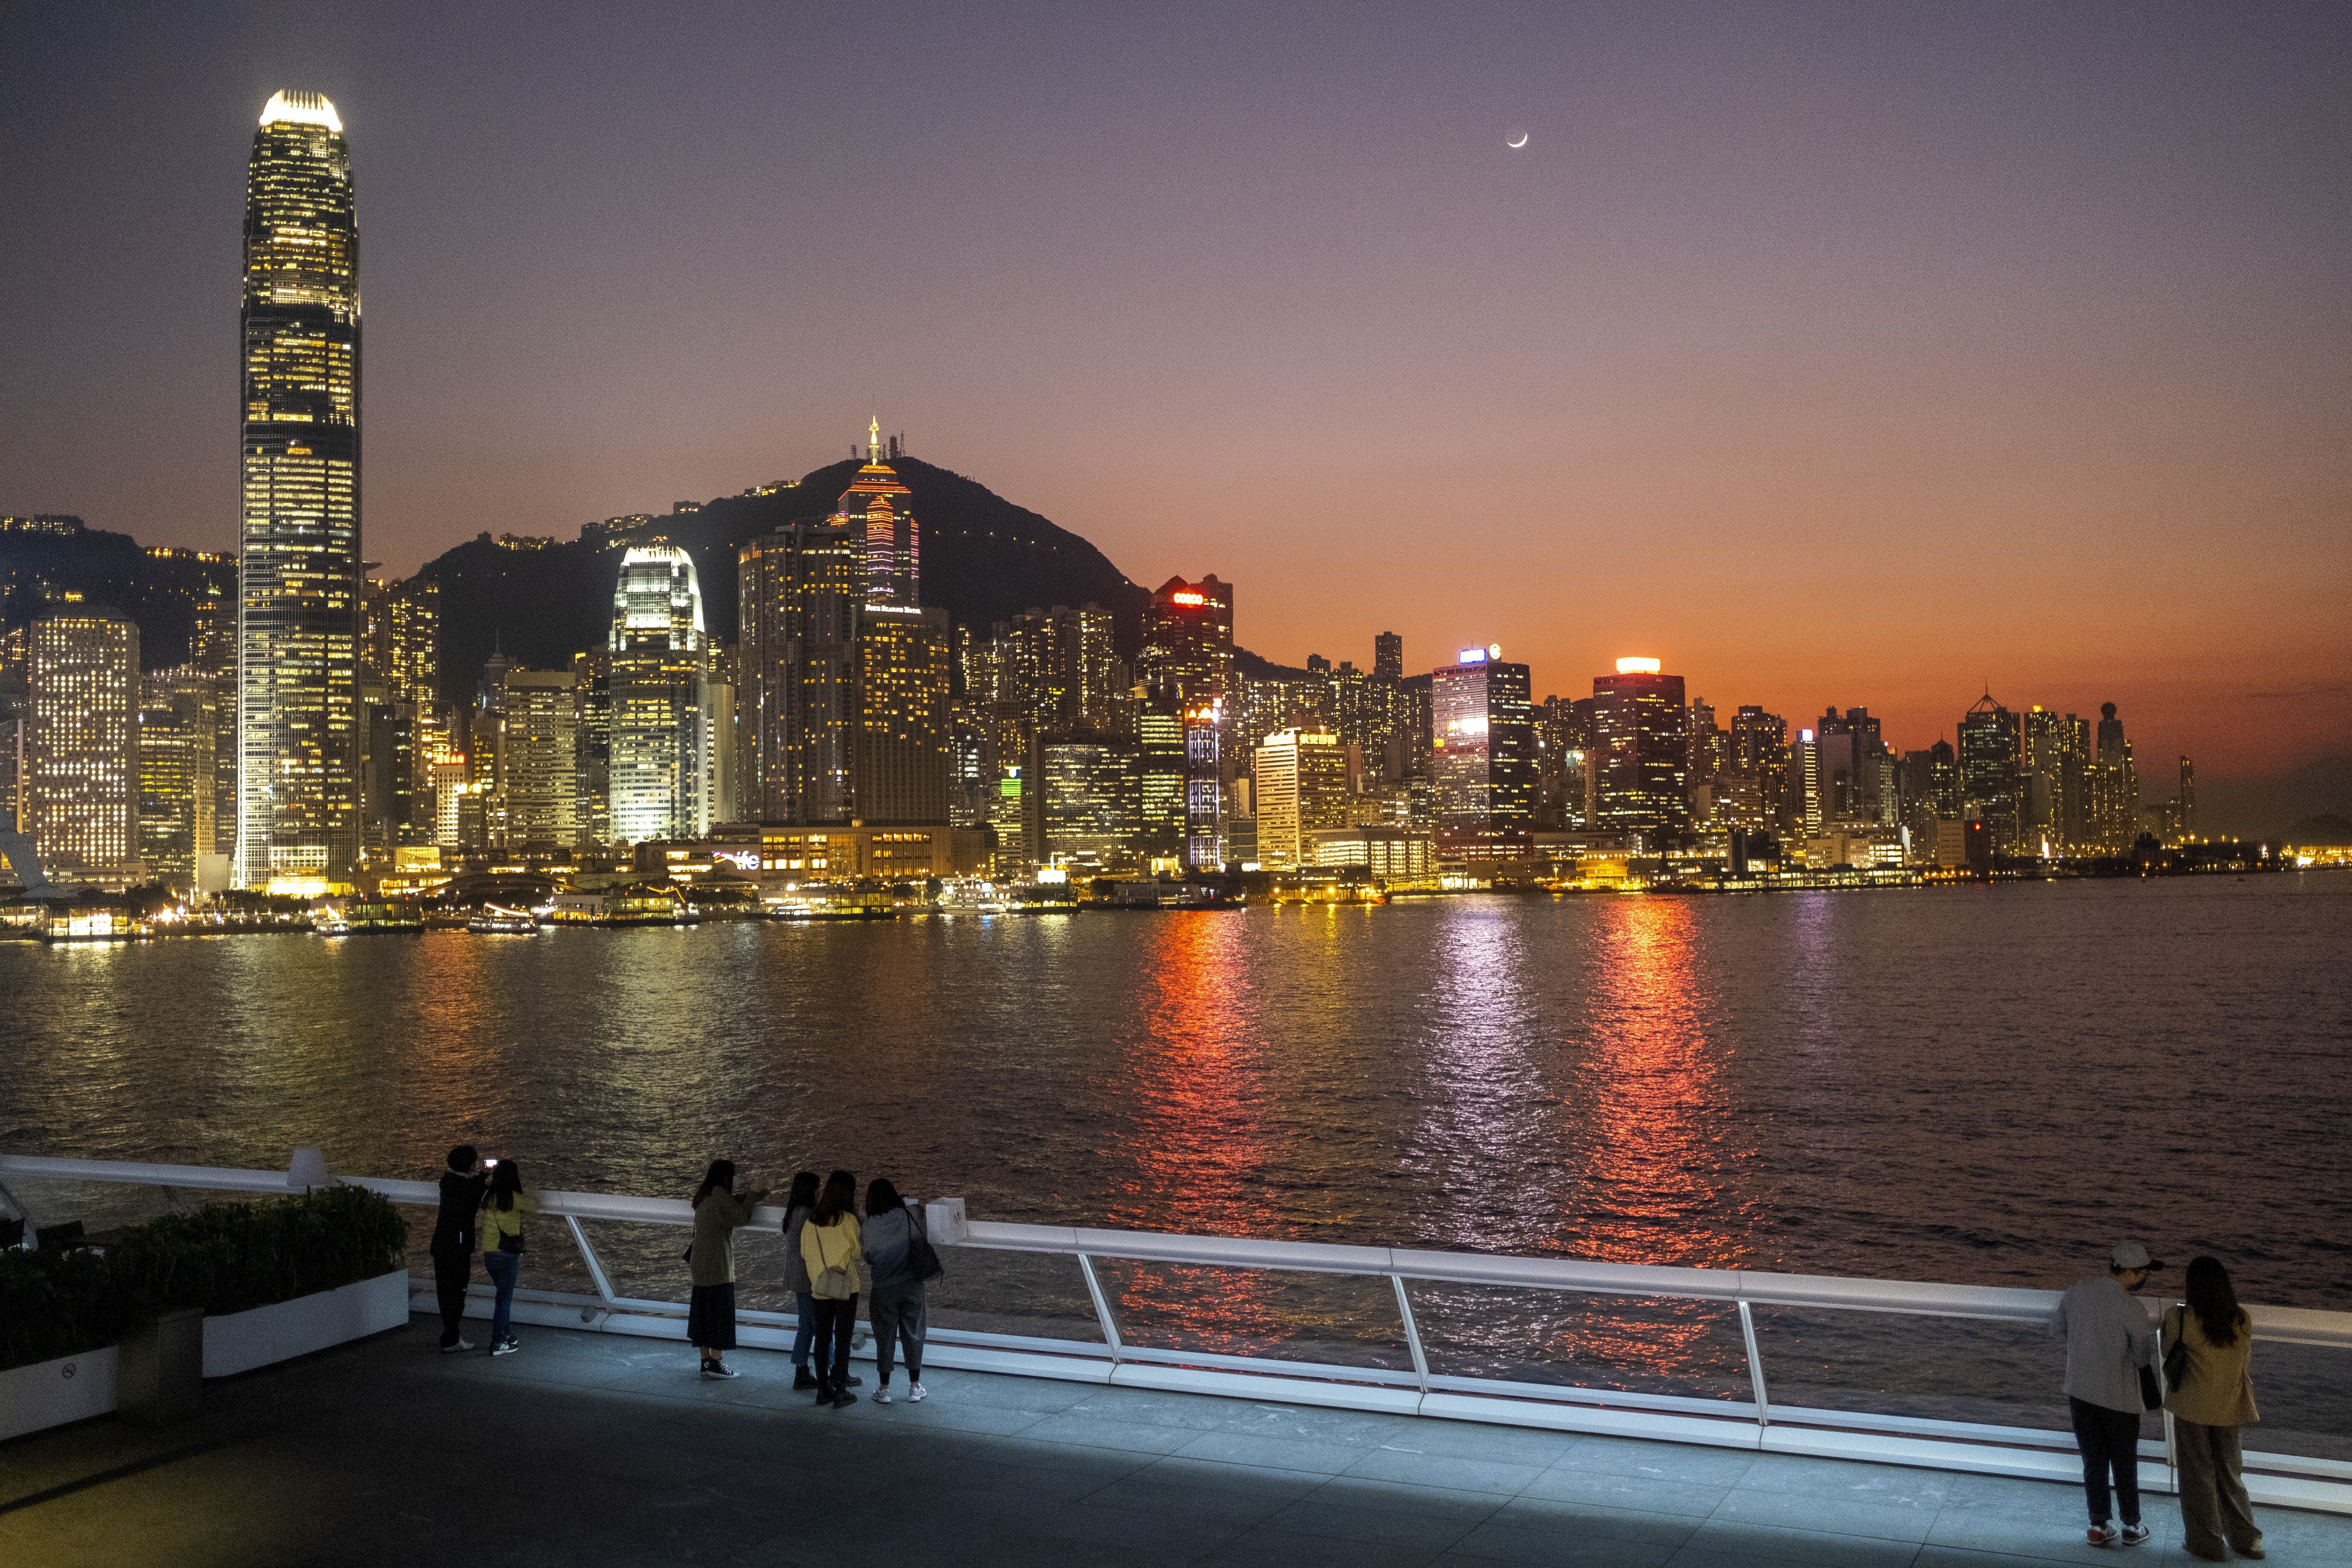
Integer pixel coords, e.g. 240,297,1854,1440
235,91,363,888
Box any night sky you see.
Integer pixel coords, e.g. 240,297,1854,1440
5,3,2347,777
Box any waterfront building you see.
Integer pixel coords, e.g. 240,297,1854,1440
1132,696,1187,865
1137,576,1235,709
1307,825,1435,880
237,90,364,888
851,602,951,823
608,545,712,843
573,650,612,845
1897,741,1959,862
500,668,581,846
2017,706,2090,857
1792,707,1894,834
1184,700,1228,870
1957,693,2020,857
1590,657,1687,852
1431,645,1534,861
738,518,859,823
360,575,439,705
360,691,422,853
1253,728,1351,868
0,640,28,835
2090,701,2140,853
26,611,141,879
138,667,222,891
1038,738,1135,869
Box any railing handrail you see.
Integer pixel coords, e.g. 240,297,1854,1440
6,1152,2346,1348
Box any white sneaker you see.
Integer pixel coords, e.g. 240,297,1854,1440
441,1338,474,1354
907,1381,927,1403
872,1387,893,1404
2088,1522,2119,1547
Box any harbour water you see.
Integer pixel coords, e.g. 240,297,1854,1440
6,875,2348,1449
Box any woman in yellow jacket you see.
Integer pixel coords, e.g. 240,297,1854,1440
475,1159,539,1356
2164,1256,2264,1562
798,1169,864,1407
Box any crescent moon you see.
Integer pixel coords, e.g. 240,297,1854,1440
1507,131,1529,149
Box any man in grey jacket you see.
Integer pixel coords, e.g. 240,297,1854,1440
2052,1240,2162,1547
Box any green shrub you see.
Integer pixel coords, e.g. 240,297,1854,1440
1,1185,410,1372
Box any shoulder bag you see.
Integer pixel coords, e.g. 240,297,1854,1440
903,1207,945,1284
2163,1307,2191,1392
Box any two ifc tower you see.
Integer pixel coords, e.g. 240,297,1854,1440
234,93,947,885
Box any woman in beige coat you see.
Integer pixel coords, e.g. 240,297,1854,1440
2163,1256,2264,1562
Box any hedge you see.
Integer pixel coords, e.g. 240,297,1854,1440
1,1185,410,1372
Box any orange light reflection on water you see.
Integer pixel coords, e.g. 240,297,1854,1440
1101,913,1282,1351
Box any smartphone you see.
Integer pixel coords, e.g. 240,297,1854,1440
482,1157,499,1168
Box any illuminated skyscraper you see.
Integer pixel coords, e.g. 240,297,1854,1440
2017,706,2090,856
1138,576,1234,709
500,668,582,846
1591,657,1688,851
139,668,222,891
2089,701,2140,852
1252,728,1350,868
236,90,362,887
1957,693,2020,856
852,603,950,823
27,612,141,877
361,575,438,705
608,546,711,843
1431,645,1534,861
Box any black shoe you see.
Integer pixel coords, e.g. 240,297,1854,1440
814,1380,836,1406
831,1388,858,1408
845,1374,862,1387
793,1369,819,1390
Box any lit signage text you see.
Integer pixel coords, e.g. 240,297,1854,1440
1170,591,1206,606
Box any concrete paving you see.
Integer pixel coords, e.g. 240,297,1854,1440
2,1314,2341,1567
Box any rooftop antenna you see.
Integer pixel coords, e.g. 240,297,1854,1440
869,413,882,462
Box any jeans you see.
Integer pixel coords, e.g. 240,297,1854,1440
431,1247,471,1346
483,1249,519,1345
2069,1396,2143,1525
810,1294,859,1390
870,1284,926,1385
792,1291,815,1368
2174,1418,2260,1557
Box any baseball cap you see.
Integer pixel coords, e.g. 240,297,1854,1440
2111,1240,2164,1271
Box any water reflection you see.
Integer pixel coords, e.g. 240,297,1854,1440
1103,913,1280,1346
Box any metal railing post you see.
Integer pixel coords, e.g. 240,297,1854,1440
1391,1273,1431,1395
1075,1253,1123,1364
565,1213,618,1307
1738,1299,1771,1429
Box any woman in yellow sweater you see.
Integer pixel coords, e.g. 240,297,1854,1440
2164,1256,2264,1562
476,1159,539,1356
798,1169,863,1407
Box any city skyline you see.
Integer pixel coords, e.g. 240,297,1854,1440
3,6,2349,784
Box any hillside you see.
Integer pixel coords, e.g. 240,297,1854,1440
420,454,1152,701
0,519,228,671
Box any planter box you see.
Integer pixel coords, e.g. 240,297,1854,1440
202,1270,410,1379
0,1346,119,1442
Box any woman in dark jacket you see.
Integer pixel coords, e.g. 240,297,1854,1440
687,1159,767,1380
860,1176,930,1404
779,1171,821,1390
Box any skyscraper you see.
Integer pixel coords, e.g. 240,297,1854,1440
739,519,859,822
139,667,222,891
1591,657,1689,851
2090,701,2140,852
500,668,582,847
1253,728,1351,868
1957,693,2020,857
1137,576,1235,709
360,575,438,705
27,612,141,878
1431,645,1534,861
237,90,363,888
608,546,711,843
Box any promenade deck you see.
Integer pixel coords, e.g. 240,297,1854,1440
2,1314,2340,1567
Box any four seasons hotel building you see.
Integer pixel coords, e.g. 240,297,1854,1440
236,90,363,888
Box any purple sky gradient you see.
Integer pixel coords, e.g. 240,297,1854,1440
4,2,2347,774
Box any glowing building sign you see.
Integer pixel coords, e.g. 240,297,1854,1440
1616,657,1662,674
1170,591,1206,606
1457,648,1486,665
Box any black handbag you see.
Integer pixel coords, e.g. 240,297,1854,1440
498,1228,525,1254
904,1208,944,1284
2164,1309,2191,1392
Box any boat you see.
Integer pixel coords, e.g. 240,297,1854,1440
466,904,541,934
